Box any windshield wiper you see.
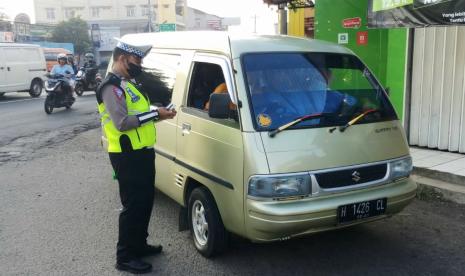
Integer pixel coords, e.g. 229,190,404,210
268,113,331,138
329,109,379,133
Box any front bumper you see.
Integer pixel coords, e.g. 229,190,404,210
245,177,417,242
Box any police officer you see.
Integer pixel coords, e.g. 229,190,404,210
96,38,176,274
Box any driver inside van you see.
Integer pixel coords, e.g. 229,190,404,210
203,82,236,111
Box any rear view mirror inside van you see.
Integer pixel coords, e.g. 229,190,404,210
208,93,230,119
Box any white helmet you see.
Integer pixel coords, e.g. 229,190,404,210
57,53,67,62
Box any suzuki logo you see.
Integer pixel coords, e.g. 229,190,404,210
352,171,361,182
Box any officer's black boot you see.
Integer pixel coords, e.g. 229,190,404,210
116,258,152,274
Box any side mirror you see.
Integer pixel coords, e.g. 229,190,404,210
208,93,230,119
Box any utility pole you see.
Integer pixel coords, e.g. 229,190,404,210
147,0,153,32
278,3,287,35
253,14,259,33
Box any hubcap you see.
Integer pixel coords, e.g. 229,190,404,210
192,200,208,246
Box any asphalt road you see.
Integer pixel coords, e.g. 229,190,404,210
0,91,99,165
0,94,464,275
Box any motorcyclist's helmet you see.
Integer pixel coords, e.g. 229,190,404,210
85,53,94,61
57,53,67,62
67,55,74,64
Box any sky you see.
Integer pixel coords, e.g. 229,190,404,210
0,0,35,21
0,0,278,34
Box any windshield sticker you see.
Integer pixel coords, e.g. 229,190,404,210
257,113,272,127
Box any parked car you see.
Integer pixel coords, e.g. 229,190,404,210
43,47,72,72
0,43,47,97
102,32,417,257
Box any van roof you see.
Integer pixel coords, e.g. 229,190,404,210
120,31,353,59
0,43,41,48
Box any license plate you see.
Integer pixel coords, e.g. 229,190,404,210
337,198,387,224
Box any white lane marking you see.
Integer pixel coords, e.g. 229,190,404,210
0,92,94,105
0,97,44,105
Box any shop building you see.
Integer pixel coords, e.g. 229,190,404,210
284,0,465,154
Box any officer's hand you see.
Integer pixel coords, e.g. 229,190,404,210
158,107,177,120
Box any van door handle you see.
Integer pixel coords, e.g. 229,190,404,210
7,67,10,71
0,67,4,70
181,123,191,136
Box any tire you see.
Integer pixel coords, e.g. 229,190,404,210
75,82,84,96
188,187,228,257
44,97,53,114
29,79,43,98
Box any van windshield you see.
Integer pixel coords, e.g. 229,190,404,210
242,53,397,131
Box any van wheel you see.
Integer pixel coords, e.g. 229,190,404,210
188,187,228,258
29,79,43,97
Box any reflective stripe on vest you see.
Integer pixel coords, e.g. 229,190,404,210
98,82,156,153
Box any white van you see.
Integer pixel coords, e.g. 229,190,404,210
0,43,47,97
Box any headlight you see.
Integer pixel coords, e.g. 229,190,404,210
248,174,311,199
389,157,413,180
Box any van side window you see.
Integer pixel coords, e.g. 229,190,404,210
187,62,229,111
136,52,180,106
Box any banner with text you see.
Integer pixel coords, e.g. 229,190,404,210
368,0,465,28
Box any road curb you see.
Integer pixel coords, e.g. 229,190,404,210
411,172,465,205
413,167,465,186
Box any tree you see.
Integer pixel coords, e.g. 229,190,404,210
51,17,91,55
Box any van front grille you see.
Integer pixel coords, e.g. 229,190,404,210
315,163,388,189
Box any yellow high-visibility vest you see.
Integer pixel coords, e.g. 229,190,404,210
98,81,156,153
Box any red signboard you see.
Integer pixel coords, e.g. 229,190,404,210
357,31,368,45
342,17,362,29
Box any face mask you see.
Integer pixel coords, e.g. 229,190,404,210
127,62,142,78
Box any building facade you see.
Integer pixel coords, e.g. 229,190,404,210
185,7,225,31
33,0,188,33
33,0,187,62
314,0,465,154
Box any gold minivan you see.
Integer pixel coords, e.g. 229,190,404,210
106,32,417,257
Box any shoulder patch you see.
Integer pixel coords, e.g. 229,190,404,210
113,87,124,100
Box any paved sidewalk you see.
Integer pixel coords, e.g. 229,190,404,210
411,147,465,176
410,147,465,204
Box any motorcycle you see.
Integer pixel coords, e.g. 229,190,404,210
44,73,76,114
74,67,102,96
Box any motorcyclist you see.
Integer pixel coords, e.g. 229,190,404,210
67,55,77,74
83,52,98,84
50,53,74,98
51,53,74,76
